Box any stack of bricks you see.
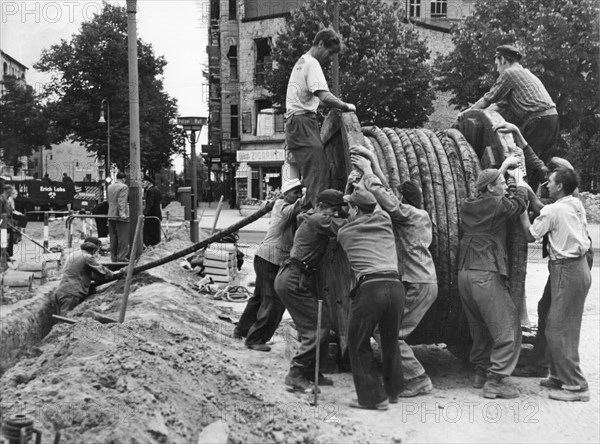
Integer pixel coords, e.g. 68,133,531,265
203,243,237,286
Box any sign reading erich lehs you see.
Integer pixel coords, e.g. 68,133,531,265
236,149,285,163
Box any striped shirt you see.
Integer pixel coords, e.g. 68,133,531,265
484,63,556,122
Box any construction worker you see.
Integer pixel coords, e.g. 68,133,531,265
235,178,304,351
53,237,124,316
462,45,559,167
336,177,404,411
518,168,592,402
274,189,347,392
286,28,356,210
352,149,437,398
107,172,129,262
458,158,529,399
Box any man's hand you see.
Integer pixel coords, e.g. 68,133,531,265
114,267,128,279
493,121,519,134
500,155,520,173
345,103,356,112
351,154,374,174
350,144,375,162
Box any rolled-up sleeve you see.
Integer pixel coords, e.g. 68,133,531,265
530,207,554,241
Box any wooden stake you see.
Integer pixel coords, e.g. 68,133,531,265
314,299,323,407
119,215,144,323
210,195,224,235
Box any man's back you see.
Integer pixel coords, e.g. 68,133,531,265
107,181,129,220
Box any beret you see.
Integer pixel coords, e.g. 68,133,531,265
317,189,344,207
476,169,501,192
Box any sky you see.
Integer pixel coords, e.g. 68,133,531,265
0,0,210,171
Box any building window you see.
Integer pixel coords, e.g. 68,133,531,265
227,45,238,80
242,111,252,133
254,38,271,85
210,0,220,22
430,0,447,17
409,0,421,18
229,0,236,20
231,104,239,139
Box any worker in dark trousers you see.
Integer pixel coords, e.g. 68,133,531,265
274,189,347,392
235,179,304,351
53,237,124,315
352,149,437,398
337,177,404,411
458,159,529,399
142,175,163,247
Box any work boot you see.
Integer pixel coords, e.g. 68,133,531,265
349,398,389,411
549,388,590,402
483,375,520,399
398,374,434,398
539,376,563,390
473,368,487,389
285,367,315,393
304,372,334,386
512,364,549,378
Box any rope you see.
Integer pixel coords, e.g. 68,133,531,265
213,285,252,302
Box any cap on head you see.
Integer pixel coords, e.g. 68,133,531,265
343,185,377,212
281,178,303,195
548,157,574,172
495,45,522,61
80,241,99,253
476,169,501,193
317,189,344,207
400,180,423,209
83,236,102,248
116,172,126,180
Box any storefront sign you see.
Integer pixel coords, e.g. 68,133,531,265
236,149,285,163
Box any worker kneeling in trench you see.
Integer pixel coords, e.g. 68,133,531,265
52,237,125,316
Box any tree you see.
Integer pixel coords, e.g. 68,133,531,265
435,0,600,190
0,77,52,172
266,0,434,127
35,3,186,176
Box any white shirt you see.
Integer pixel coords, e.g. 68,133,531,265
285,53,329,117
529,195,591,260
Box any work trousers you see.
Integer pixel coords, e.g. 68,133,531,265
53,292,80,317
245,256,286,346
399,282,438,380
285,114,329,210
521,114,559,190
274,263,330,373
458,270,522,377
546,257,591,389
108,220,129,262
348,279,405,406
143,217,161,246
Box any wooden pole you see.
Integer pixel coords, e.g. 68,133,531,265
126,0,143,258
210,195,224,234
314,299,323,406
119,215,144,323
1,213,7,270
332,0,340,96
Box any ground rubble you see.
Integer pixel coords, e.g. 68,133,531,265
0,228,378,444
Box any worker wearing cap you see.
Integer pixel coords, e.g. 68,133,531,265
286,29,356,211
458,158,529,399
53,237,124,316
274,189,348,392
235,179,304,352
464,44,559,164
336,179,404,411
519,168,591,402
351,149,437,398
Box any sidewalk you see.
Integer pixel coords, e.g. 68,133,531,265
196,202,271,233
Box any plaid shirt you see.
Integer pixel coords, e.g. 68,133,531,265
484,63,556,122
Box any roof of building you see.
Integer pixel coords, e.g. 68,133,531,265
0,50,29,71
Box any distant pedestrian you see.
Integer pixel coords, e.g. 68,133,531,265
285,28,356,210
62,173,73,183
142,175,162,246
107,172,129,262
462,45,559,164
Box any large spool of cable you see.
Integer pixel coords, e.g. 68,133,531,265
318,109,528,352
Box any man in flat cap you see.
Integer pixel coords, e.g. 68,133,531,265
53,237,125,315
142,175,162,247
351,147,437,399
235,178,304,352
462,44,559,165
336,176,404,411
274,188,347,392
458,156,529,399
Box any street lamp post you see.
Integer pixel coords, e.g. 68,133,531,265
177,116,207,243
98,99,110,178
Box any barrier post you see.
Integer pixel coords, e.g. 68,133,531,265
43,212,49,250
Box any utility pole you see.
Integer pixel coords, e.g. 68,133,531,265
126,0,143,257
332,0,340,96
